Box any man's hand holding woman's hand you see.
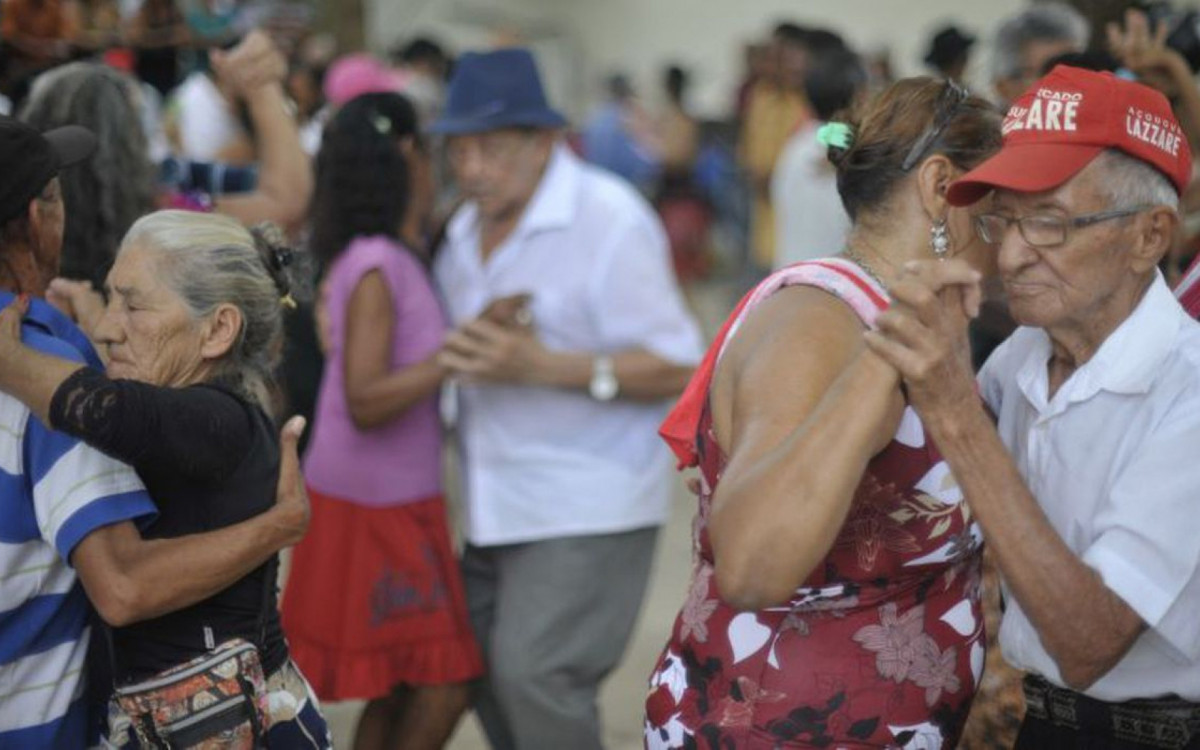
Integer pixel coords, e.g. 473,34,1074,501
864,259,982,428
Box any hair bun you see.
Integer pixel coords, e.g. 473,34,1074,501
826,142,851,169
250,222,294,298
816,121,855,169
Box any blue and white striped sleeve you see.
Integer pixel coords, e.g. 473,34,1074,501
21,331,156,562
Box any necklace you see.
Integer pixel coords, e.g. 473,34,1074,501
841,247,889,290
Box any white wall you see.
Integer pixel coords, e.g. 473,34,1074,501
368,0,1029,121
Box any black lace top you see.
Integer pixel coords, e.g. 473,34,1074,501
50,367,287,682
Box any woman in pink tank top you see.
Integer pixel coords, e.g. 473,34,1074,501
281,93,482,750
647,79,1003,749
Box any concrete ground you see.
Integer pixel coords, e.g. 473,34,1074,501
320,280,735,749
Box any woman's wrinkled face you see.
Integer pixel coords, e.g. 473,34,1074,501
94,241,210,387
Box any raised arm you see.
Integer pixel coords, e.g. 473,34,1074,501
71,416,310,626
209,31,313,231
50,369,254,481
0,298,251,480
866,260,1145,690
705,287,905,610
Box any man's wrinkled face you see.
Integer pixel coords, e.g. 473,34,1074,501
987,163,1145,331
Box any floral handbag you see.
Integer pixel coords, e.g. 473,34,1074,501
113,637,269,749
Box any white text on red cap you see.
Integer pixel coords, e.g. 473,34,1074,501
1126,106,1184,157
1002,88,1081,136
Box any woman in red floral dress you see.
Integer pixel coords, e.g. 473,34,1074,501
646,78,1003,749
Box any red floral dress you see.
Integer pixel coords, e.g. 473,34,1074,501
647,259,985,749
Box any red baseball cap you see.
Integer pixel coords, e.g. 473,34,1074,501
947,65,1193,206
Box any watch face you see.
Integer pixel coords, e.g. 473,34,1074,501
590,372,619,401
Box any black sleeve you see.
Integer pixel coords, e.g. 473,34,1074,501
49,368,255,482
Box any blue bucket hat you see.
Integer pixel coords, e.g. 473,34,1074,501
430,48,567,135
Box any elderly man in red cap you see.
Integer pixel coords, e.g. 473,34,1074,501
865,65,1200,748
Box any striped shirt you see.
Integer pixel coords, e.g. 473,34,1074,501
0,293,155,747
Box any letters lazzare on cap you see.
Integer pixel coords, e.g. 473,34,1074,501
1126,106,1185,157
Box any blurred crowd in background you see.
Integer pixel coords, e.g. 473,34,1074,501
9,0,1200,302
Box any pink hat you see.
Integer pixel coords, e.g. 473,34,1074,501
323,53,408,107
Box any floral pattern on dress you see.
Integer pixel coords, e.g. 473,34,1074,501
837,474,922,570
645,261,985,749
680,565,719,643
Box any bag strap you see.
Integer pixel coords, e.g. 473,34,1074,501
257,557,273,652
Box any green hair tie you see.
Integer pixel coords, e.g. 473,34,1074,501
817,122,854,150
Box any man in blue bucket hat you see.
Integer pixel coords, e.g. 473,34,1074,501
432,48,703,748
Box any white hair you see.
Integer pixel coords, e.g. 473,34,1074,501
120,210,297,411
1093,149,1180,212
991,2,1090,81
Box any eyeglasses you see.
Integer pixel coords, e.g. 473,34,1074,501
973,205,1154,248
901,79,970,171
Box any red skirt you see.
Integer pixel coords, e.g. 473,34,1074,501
280,489,484,701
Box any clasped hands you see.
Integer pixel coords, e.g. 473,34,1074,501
438,293,547,385
863,259,983,424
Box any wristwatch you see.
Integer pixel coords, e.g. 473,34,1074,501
589,355,619,401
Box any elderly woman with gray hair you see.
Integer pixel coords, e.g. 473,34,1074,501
0,210,330,748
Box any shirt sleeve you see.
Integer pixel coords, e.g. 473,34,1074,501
589,207,703,366
1080,397,1200,660
977,332,1018,414
21,332,155,563
49,369,255,484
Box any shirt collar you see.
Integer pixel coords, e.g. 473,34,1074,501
0,290,105,369
1084,271,1183,395
1016,271,1184,412
510,141,578,236
446,141,580,249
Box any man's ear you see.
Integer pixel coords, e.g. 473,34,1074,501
199,303,244,361
1130,205,1180,273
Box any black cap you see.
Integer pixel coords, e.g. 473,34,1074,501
924,25,976,70
0,117,98,224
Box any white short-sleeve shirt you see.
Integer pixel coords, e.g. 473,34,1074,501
173,72,245,162
980,273,1200,701
770,121,851,269
434,143,704,546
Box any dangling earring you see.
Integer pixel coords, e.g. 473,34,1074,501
930,219,950,260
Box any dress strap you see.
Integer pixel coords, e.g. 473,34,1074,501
659,257,889,469
718,258,889,364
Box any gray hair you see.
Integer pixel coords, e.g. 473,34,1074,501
120,211,304,413
992,3,1090,81
19,63,156,287
1093,149,1180,211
